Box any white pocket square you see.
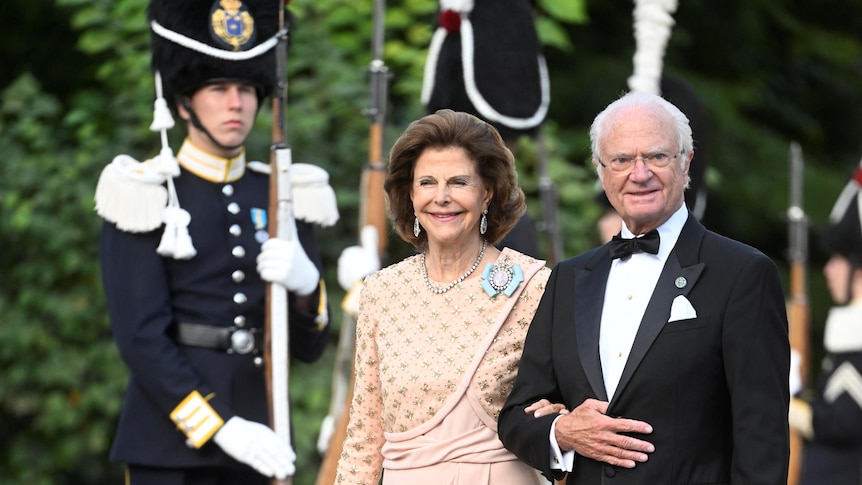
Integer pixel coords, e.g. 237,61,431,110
669,295,697,322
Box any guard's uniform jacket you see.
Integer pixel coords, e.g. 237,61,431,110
800,301,862,485
99,140,329,469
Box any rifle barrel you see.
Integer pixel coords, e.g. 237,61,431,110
267,4,294,484
315,4,390,484
786,140,809,485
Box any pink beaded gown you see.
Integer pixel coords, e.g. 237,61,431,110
334,248,550,485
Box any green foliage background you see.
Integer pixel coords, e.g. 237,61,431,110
1,0,861,483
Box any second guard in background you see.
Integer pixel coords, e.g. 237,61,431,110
95,0,337,482
789,159,862,485
318,1,388,483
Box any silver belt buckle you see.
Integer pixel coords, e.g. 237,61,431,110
229,329,255,354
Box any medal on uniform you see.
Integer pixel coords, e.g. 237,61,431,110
481,256,523,298
250,207,269,243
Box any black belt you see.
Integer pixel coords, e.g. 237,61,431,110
173,322,263,355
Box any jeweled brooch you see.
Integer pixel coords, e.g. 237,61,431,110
481,256,523,297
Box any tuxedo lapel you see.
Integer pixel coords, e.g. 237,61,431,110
575,248,613,402
610,215,707,405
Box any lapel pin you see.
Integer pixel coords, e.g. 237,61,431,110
674,276,687,289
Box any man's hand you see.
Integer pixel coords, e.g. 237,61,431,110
555,398,654,469
213,416,296,479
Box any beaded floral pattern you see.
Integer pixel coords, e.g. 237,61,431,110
335,249,550,485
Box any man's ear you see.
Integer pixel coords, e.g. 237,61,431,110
176,98,191,121
683,150,694,172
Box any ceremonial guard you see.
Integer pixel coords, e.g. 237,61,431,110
790,162,862,484
95,0,338,483
420,0,550,258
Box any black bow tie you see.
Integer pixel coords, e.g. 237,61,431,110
608,229,660,259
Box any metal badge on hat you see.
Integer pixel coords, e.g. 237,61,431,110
210,0,256,51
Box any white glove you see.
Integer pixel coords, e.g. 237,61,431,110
257,233,320,296
789,348,803,396
789,397,814,439
213,416,296,479
316,414,336,455
337,225,381,291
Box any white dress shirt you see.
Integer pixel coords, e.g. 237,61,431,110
549,203,688,472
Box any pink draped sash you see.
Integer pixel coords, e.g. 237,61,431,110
379,255,547,485
381,394,541,485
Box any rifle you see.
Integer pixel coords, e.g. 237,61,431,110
786,141,809,485
314,1,389,483
266,3,293,484
535,127,563,265
359,0,390,258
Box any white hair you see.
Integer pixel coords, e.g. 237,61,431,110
590,91,692,186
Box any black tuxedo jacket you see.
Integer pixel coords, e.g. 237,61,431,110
499,213,790,484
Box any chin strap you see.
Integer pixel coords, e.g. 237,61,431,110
179,96,244,153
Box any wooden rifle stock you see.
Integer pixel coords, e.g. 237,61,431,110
315,2,389,484
786,141,809,485
266,3,293,484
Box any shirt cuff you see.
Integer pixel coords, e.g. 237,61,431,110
549,414,575,472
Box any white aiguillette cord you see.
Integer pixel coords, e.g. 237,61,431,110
150,70,195,260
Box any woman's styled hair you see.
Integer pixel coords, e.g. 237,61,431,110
384,109,526,249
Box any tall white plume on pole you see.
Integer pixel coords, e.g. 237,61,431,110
627,0,679,95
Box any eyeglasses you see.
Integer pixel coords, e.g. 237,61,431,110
597,152,683,173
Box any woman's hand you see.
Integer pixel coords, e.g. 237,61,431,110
525,399,569,418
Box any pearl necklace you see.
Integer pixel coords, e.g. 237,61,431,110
421,240,488,294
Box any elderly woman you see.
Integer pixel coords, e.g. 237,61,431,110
334,110,552,485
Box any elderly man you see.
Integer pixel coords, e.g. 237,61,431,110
498,91,790,484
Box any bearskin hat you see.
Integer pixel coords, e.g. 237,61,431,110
823,165,862,265
148,0,282,105
421,0,550,142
